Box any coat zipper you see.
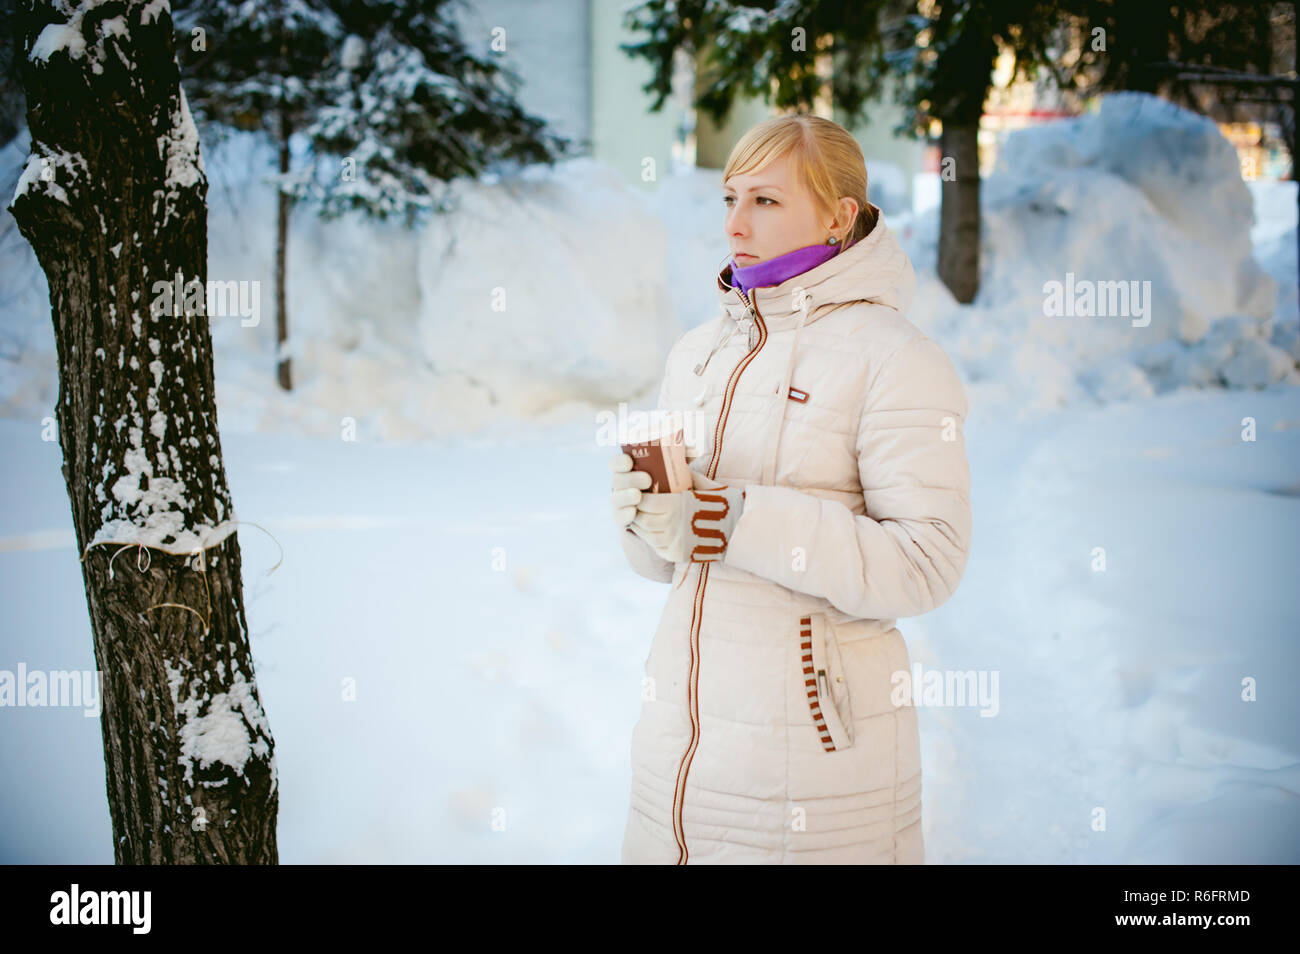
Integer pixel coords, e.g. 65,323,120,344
671,288,767,864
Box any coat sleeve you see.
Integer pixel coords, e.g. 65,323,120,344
721,333,972,620
619,526,675,582
616,340,681,583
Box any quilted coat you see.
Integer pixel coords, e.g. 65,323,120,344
618,211,972,864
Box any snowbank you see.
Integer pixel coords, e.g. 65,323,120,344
2,130,694,440
2,91,1298,440
415,156,683,418
899,92,1300,414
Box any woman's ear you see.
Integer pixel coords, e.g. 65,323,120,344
837,195,860,232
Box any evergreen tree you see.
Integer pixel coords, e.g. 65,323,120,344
172,0,345,391
621,0,1061,303
296,0,568,223
172,0,570,389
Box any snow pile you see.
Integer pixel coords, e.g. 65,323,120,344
1248,177,1299,339
3,91,1299,441
2,128,691,440
415,156,683,417
898,92,1300,413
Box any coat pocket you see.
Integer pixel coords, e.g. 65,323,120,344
799,613,855,751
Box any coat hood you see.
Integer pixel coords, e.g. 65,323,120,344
713,205,916,328
701,207,918,487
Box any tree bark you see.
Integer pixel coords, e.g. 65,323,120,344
1291,108,1298,320
937,122,981,304
8,0,278,863
276,103,292,391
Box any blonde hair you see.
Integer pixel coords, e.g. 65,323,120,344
722,114,878,248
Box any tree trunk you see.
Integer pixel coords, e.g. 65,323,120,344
9,0,278,863
1292,111,1298,320
276,105,292,391
1293,0,1299,320
937,122,981,304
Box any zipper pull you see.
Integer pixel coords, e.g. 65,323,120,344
693,322,737,376
738,294,760,349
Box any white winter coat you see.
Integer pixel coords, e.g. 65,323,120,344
618,213,972,864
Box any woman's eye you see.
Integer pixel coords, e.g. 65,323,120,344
756,197,776,205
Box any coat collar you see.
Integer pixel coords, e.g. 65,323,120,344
713,205,916,329
702,205,917,487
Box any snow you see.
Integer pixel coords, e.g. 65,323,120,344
28,0,141,75
892,92,1296,413
30,20,88,65
0,91,1297,861
12,149,86,207
161,85,204,191
166,660,274,789
415,157,681,417
339,35,366,71
140,0,169,27
2,385,1296,862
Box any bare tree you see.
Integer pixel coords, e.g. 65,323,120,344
8,0,278,863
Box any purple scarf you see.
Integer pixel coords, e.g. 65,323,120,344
730,242,842,295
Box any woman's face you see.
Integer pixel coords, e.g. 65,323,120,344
723,153,857,266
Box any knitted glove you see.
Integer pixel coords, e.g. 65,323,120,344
609,452,652,527
630,472,746,564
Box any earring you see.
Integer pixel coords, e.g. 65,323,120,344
827,235,838,245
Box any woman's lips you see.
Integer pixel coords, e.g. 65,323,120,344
735,253,756,260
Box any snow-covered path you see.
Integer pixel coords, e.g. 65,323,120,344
922,388,1300,863
1,384,1298,863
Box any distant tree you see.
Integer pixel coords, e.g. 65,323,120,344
172,0,570,390
0,0,27,144
1061,0,1279,106
1060,0,1294,300
621,0,1065,304
171,0,343,391
295,0,569,222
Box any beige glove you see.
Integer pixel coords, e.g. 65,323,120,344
610,452,653,527
610,442,707,526
630,468,746,564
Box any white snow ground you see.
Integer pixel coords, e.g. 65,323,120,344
1,92,1298,862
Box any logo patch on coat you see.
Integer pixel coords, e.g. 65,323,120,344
788,386,809,403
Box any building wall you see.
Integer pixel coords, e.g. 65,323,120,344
838,89,924,211
452,0,593,150
589,0,683,188
451,1,925,201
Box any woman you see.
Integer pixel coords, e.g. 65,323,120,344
609,114,972,864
